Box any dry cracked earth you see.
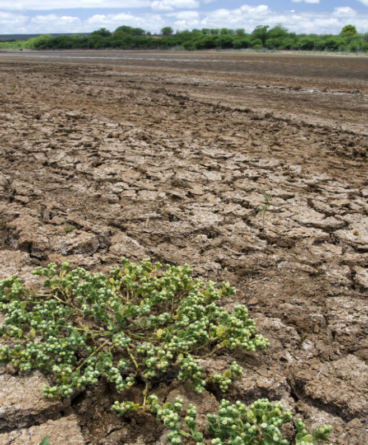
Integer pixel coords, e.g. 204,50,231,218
0,51,368,445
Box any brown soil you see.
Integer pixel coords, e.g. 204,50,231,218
0,51,368,445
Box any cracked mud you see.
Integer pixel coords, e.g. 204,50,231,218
0,51,368,445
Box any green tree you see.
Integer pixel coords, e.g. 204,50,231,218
92,28,112,37
195,36,217,49
115,26,145,36
220,28,235,35
267,25,288,40
341,25,357,35
236,28,246,36
30,34,53,49
217,35,235,48
251,25,269,45
112,30,128,40
233,37,251,49
348,40,360,52
161,27,174,36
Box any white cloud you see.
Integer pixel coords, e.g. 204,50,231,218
168,10,199,19
170,10,200,29
151,0,199,12
0,11,28,32
86,12,165,31
292,0,320,3
332,7,357,17
0,0,151,10
31,14,81,25
358,0,368,6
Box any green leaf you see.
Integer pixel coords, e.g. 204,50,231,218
194,432,203,441
263,434,274,445
246,410,256,423
177,330,185,338
296,432,312,442
39,437,50,445
179,430,191,438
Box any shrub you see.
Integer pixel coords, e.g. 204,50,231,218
0,258,333,444
233,38,252,49
348,41,360,52
0,258,268,400
250,39,263,48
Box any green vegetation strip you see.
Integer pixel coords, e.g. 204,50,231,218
0,24,367,53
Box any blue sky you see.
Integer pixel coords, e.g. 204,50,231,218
1,0,368,35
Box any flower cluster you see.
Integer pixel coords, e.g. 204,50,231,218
111,400,139,416
151,397,332,445
212,361,243,392
149,395,204,445
295,418,333,445
177,355,206,393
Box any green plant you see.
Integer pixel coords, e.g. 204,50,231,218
259,190,272,226
0,258,268,408
63,225,76,233
147,396,332,445
39,437,50,445
340,25,357,36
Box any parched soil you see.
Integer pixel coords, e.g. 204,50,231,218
0,51,368,445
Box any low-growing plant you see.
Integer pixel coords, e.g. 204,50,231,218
259,190,272,226
39,437,50,445
144,395,332,445
0,258,332,444
63,225,76,233
0,258,268,402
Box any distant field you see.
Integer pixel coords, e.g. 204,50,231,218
1,50,367,95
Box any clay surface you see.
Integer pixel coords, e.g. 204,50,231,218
0,416,84,445
0,51,367,444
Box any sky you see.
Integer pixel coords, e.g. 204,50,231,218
1,0,368,35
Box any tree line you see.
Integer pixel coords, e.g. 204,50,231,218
1,24,368,52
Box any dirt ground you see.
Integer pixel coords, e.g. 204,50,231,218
0,50,368,445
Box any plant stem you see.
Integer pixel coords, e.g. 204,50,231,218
76,339,110,372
